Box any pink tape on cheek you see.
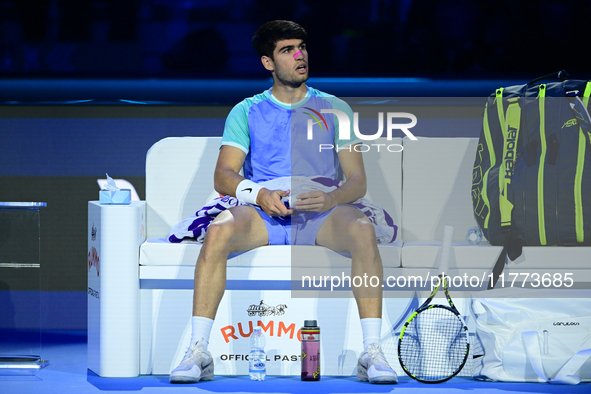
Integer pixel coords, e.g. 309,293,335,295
293,51,302,59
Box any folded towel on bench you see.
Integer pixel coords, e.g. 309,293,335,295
168,176,397,244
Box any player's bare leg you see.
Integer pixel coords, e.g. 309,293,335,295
192,205,269,318
316,205,397,384
316,205,383,317
171,205,269,384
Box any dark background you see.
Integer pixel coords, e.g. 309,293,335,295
0,0,588,330
1,0,589,79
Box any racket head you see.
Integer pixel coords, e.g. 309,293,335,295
398,304,470,383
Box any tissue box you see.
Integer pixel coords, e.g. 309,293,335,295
99,189,131,205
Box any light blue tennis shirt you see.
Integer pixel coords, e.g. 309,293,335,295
221,86,355,182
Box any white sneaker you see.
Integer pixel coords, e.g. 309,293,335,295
170,341,214,383
357,343,398,384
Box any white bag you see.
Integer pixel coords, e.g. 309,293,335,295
471,289,591,384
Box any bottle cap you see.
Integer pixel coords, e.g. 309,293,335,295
304,320,317,327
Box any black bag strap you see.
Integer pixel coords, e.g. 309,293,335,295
487,247,507,289
487,227,522,289
527,70,570,85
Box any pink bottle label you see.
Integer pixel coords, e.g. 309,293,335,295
301,329,320,381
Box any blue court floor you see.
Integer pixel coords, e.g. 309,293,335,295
1,331,589,394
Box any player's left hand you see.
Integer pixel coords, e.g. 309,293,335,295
294,191,336,213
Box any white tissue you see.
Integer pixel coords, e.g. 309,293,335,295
104,173,120,191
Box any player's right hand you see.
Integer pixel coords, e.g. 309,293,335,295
257,188,293,217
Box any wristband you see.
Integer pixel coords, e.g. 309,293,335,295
235,179,263,205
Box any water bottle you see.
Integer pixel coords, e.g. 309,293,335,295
301,320,320,381
466,226,483,245
248,327,266,381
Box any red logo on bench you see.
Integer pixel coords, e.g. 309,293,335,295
88,246,100,276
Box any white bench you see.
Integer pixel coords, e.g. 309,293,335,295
88,136,591,377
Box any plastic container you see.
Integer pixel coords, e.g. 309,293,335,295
248,327,266,381
301,320,320,381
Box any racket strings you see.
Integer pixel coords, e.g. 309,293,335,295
399,306,468,382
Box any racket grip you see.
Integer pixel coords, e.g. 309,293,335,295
439,226,455,275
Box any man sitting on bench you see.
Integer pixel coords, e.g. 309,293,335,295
170,20,398,385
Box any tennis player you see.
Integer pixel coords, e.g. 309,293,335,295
170,20,398,385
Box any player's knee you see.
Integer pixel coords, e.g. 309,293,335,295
199,226,234,265
348,220,377,252
348,218,375,238
202,219,234,248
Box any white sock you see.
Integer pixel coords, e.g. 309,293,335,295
361,318,382,351
191,316,214,350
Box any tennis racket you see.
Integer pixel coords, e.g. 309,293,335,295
398,225,470,383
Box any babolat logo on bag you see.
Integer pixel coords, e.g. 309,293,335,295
503,125,518,178
553,321,580,326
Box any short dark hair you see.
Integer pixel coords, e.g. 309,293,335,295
252,20,307,60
